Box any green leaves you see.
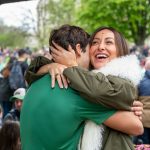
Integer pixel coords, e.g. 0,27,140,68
76,0,150,45
0,25,27,48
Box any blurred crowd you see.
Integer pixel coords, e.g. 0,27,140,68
0,44,150,149
0,46,52,150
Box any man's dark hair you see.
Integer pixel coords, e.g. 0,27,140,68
49,24,90,53
18,49,27,57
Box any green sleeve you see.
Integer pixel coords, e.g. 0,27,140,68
25,56,53,86
63,66,137,110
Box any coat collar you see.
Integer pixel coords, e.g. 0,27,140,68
92,55,143,86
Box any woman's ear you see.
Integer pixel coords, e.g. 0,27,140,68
75,44,82,57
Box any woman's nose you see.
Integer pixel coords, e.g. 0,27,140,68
98,42,105,51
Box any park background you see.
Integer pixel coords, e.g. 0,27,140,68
0,0,150,52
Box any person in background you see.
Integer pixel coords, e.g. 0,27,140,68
134,59,150,144
8,49,29,91
17,49,29,75
0,65,13,117
0,104,3,128
0,120,21,150
4,88,25,122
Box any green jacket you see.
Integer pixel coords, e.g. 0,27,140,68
25,56,141,150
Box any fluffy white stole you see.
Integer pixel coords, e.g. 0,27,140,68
79,55,143,150
93,54,143,86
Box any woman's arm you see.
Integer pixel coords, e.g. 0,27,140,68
50,43,137,110
36,63,136,111
104,111,143,136
25,54,143,119
63,66,136,110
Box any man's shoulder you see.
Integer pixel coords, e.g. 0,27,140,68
32,74,50,86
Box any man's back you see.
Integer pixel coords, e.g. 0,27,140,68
20,74,115,150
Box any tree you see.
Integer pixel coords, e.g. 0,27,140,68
0,25,28,48
36,0,76,47
76,0,150,46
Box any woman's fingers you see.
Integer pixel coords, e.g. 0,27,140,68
68,45,76,54
51,52,58,61
134,111,143,116
50,46,61,56
60,74,68,89
52,41,65,52
138,116,142,121
56,74,63,88
47,63,68,89
131,106,143,111
133,101,143,107
49,69,56,88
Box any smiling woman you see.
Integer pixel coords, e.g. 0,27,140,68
89,26,129,69
89,29,118,69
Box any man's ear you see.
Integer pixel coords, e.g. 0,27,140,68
75,44,82,57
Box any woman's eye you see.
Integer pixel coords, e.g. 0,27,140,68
92,41,98,45
106,41,113,44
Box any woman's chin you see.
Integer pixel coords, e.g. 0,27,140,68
93,61,108,69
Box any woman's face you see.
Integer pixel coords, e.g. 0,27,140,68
90,29,118,69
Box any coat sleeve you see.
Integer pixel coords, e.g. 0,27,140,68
25,56,53,86
102,125,134,150
63,66,137,110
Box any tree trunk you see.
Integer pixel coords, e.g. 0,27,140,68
134,26,146,46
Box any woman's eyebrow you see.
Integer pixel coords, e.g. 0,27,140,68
105,37,114,40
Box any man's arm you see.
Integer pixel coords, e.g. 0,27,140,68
104,111,143,136
63,66,136,110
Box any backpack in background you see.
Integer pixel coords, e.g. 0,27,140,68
9,61,25,90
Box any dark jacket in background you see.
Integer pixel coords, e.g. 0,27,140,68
3,108,20,122
0,76,13,102
134,70,150,144
138,70,150,128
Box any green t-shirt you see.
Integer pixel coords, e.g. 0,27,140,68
20,74,116,150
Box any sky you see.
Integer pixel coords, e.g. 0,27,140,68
0,0,38,27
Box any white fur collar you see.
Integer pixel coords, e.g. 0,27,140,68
93,54,143,86
79,122,104,150
79,55,143,150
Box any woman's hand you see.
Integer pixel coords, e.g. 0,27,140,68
131,101,143,120
50,42,78,67
48,63,69,89
37,63,69,88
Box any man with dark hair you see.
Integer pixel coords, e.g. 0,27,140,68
9,49,29,91
25,25,90,85
49,25,90,53
17,49,29,75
